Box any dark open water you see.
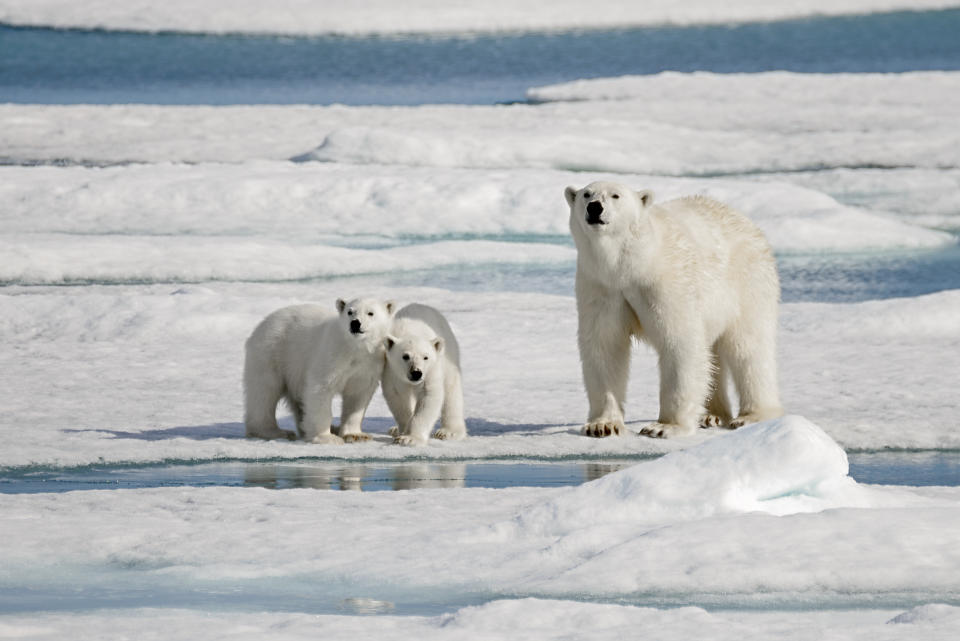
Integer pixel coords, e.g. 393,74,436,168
3,9,960,105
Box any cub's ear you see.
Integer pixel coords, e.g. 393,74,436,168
564,186,579,207
432,337,445,354
385,300,397,316
336,298,347,313
385,336,396,350
637,190,654,207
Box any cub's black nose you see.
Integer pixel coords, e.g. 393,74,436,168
350,319,362,334
586,200,604,225
409,369,423,382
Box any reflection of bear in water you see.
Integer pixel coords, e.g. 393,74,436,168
565,181,783,439
382,303,467,446
243,298,395,444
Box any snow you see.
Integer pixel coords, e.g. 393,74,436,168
1,0,958,35
1,421,959,639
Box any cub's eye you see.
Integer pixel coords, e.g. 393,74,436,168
423,356,429,360
612,194,620,199
367,312,374,317
583,191,592,199
402,354,410,361
347,310,355,316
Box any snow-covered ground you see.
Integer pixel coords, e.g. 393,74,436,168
1,0,958,35
2,27,959,641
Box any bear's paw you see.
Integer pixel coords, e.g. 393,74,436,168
433,428,466,441
582,420,624,438
639,422,695,439
394,434,428,447
342,432,372,443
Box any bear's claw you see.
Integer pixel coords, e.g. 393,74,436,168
582,421,623,437
342,432,372,443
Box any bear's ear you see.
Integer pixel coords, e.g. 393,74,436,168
637,190,654,208
336,298,347,313
564,186,578,207
432,337,445,354
385,336,396,351
385,300,396,316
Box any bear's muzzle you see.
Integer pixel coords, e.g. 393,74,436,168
586,201,605,225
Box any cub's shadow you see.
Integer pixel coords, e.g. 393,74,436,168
65,417,565,441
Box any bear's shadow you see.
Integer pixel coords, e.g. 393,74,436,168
64,416,562,441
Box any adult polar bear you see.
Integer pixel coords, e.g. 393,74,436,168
565,181,783,439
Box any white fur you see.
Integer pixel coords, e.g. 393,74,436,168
565,181,783,439
382,304,467,446
243,297,395,444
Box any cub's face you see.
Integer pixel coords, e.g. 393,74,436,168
384,334,444,385
336,297,396,347
564,181,653,236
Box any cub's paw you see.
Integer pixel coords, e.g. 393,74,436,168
582,420,623,437
308,433,345,445
433,428,466,441
639,422,693,439
394,435,427,447
699,414,730,429
387,426,401,437
342,432,372,443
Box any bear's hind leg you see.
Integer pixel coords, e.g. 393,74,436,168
243,366,293,441
701,346,734,428
721,326,783,428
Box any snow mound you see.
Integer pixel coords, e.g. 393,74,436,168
523,416,860,532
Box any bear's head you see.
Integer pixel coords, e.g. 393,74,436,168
384,323,444,386
336,297,396,349
565,181,654,235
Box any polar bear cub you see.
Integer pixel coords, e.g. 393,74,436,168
382,304,467,446
244,297,395,444
565,181,783,439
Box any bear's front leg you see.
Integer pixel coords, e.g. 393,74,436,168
300,391,344,445
577,289,633,438
338,379,378,443
395,385,443,446
641,339,710,439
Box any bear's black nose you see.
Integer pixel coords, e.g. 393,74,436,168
409,369,422,382
586,200,604,225
350,319,362,334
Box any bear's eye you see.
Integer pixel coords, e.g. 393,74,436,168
583,191,591,199
402,354,410,361
612,193,620,199
347,310,355,316
423,356,429,361
367,311,374,317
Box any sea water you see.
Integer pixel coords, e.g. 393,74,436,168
3,9,960,105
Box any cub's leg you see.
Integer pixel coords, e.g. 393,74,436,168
339,380,378,443
243,358,293,440
300,389,343,445
434,367,467,441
